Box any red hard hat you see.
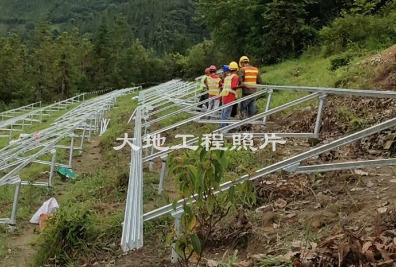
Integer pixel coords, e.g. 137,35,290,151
205,68,210,74
209,65,217,72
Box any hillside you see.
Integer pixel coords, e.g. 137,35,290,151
0,0,207,53
0,44,395,267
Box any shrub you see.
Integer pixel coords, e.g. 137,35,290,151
330,54,353,71
319,12,396,56
34,204,96,266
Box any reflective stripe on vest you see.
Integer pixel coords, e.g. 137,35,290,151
243,66,259,86
221,74,237,97
207,76,221,95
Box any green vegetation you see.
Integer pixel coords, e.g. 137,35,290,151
1,0,396,265
2,0,396,111
31,94,168,266
0,0,207,54
167,147,256,266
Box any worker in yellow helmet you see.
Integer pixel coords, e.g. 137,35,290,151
238,56,262,118
220,61,240,128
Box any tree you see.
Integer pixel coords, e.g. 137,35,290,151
30,19,57,102
0,34,31,108
261,0,317,63
179,40,227,78
167,146,255,266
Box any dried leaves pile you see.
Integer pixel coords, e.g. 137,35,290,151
289,230,396,267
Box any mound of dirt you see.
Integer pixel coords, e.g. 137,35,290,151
374,44,396,90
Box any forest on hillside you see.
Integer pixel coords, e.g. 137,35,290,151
1,0,396,109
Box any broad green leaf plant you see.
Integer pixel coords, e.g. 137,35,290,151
167,143,255,266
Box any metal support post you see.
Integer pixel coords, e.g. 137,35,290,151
263,89,273,126
88,118,93,141
144,125,150,159
9,181,21,231
9,124,13,140
68,134,75,168
171,209,183,264
149,146,155,172
158,155,167,195
48,149,57,190
313,93,327,138
80,125,87,151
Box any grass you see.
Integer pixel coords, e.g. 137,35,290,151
261,51,371,88
31,92,174,266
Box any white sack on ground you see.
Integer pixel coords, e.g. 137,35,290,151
30,197,59,224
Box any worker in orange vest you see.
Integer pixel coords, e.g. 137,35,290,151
238,56,262,118
205,65,223,111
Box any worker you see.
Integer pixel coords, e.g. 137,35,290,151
220,65,229,81
220,61,240,128
198,68,210,111
238,56,262,118
205,65,223,111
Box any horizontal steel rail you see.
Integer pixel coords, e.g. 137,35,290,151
258,85,396,98
294,158,396,173
143,117,396,222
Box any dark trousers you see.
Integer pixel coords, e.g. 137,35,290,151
230,103,238,117
198,93,208,111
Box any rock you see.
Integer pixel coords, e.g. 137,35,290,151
389,179,396,183
206,259,218,267
378,201,389,207
232,260,252,267
274,199,287,209
366,181,374,188
354,169,368,176
255,204,272,213
378,207,388,214
351,187,364,192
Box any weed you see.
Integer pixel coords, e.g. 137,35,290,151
256,255,292,267
34,203,96,266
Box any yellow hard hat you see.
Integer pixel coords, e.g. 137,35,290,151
239,56,249,67
229,61,238,70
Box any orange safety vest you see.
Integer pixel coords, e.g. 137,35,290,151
243,66,259,87
207,76,221,96
221,74,237,97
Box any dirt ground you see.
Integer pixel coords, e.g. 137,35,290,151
1,224,37,267
0,138,104,267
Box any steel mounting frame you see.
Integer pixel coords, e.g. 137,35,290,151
121,79,396,255
0,87,140,229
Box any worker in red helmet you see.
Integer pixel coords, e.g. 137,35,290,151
198,68,210,111
205,65,223,111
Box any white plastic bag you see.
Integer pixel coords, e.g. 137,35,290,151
30,197,59,224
